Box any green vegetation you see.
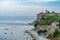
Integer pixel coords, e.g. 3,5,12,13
53,29,60,37
34,23,37,28
47,29,60,40
36,15,60,25
59,20,60,28
37,30,43,34
37,30,47,35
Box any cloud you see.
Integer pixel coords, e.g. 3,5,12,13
0,0,60,16
37,0,58,2
24,0,59,2
0,0,59,2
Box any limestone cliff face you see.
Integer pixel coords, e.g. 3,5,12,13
35,22,59,37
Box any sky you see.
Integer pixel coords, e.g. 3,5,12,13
0,0,60,16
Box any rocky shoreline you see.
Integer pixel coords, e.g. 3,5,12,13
24,29,50,40
26,10,60,40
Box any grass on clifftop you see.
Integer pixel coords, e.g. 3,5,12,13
36,15,60,25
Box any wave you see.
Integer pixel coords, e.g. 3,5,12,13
0,20,33,26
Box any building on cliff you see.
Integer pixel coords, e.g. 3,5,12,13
37,10,60,21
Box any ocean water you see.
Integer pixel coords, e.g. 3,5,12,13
0,16,36,40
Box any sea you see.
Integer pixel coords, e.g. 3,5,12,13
0,16,36,40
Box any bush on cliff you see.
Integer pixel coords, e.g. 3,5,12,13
53,29,60,37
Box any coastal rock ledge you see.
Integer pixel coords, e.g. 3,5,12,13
24,30,50,40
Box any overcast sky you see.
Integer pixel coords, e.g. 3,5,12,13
0,0,60,16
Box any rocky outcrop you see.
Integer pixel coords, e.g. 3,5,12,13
34,22,59,38
24,30,50,40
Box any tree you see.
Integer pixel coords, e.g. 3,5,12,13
59,20,60,29
34,23,37,28
51,11,55,13
45,10,50,14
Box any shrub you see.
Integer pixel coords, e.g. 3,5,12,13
53,29,60,37
37,30,43,34
43,30,47,33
